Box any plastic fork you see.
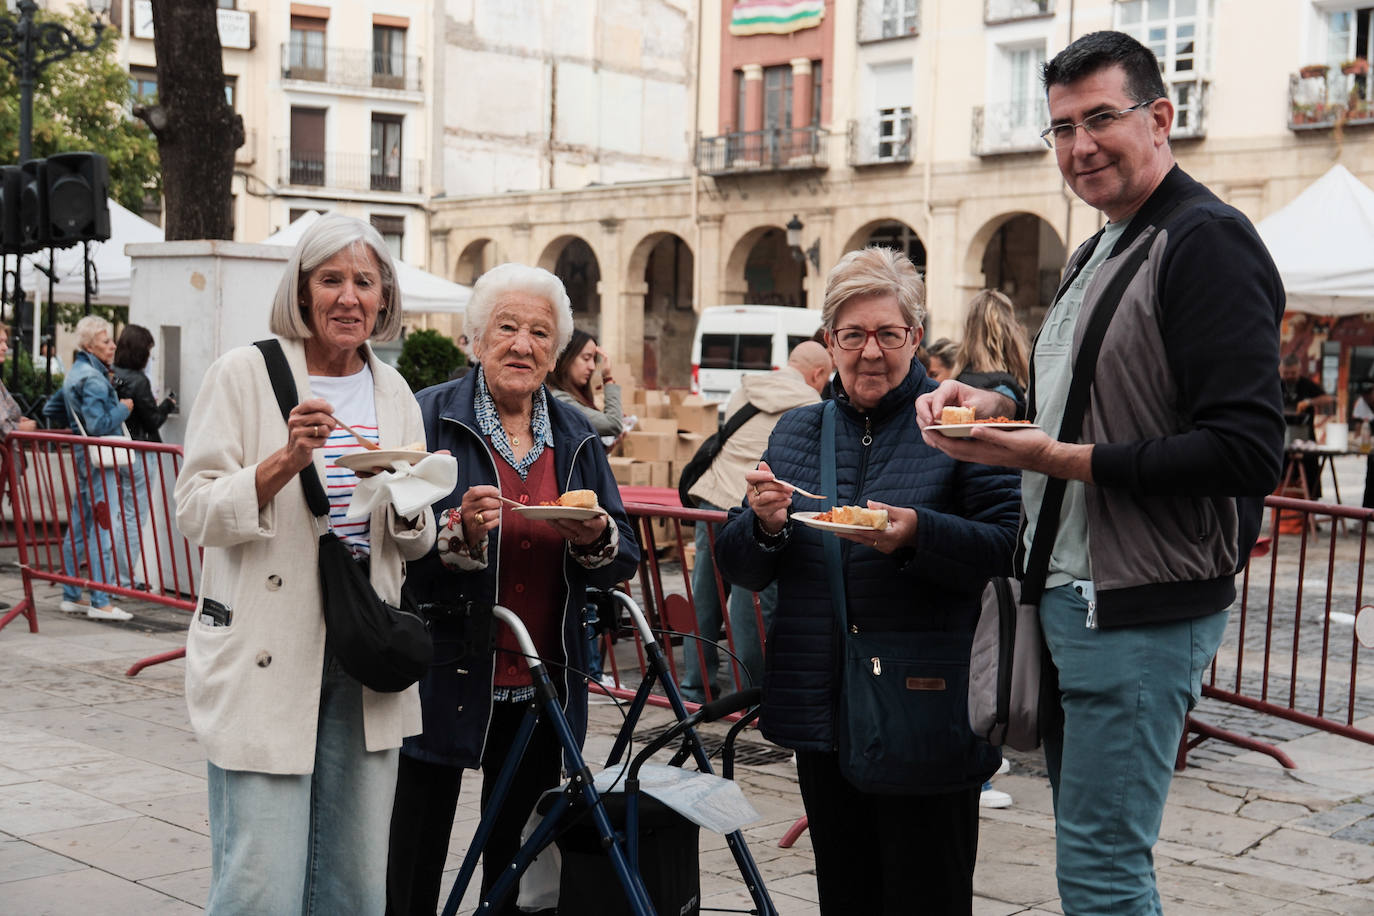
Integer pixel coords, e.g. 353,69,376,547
328,415,380,450
776,478,826,501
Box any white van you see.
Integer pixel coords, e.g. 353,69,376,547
690,305,824,405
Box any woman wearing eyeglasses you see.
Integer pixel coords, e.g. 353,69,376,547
713,247,1020,914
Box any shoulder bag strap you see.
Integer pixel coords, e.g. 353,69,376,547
253,339,330,520
819,400,847,628
1021,195,1203,603
717,401,762,446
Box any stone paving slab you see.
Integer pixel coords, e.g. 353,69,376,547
4,552,1374,914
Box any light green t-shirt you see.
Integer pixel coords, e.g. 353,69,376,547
1022,217,1131,587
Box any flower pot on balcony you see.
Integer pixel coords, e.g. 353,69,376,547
1300,64,1330,79
1342,58,1369,76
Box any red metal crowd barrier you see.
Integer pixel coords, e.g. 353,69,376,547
0,431,200,675
1180,496,1374,768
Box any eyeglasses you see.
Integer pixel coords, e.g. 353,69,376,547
1039,98,1160,149
830,326,914,351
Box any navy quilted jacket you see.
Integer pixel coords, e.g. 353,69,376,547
715,359,1021,759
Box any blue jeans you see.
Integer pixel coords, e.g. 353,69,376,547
1040,585,1228,915
61,458,118,607
680,503,776,701
114,458,150,588
205,656,399,915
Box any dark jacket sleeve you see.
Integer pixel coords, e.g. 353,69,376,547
122,371,173,438
906,461,1021,585
1092,216,1286,498
713,440,790,593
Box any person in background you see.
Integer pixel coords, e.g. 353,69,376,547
926,337,959,382
547,329,624,441
386,264,639,916
111,324,176,589
717,247,1018,913
1351,385,1374,508
175,213,435,914
0,323,39,439
919,31,1284,914
679,340,831,704
1280,353,1335,498
950,289,1030,409
48,315,133,621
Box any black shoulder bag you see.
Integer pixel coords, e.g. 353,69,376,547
969,197,1202,750
255,339,433,693
677,401,762,508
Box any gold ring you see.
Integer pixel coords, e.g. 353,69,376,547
475,510,484,525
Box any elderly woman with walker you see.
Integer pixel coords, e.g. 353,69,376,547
175,213,436,914
385,263,639,916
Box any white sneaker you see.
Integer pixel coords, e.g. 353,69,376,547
86,605,132,622
996,758,1011,776
59,600,90,614
598,674,618,689
980,786,1013,809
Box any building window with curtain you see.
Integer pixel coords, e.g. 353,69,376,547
859,0,920,42
1115,0,1210,138
370,215,405,260
288,14,327,82
371,115,403,192
290,107,326,186
373,25,406,88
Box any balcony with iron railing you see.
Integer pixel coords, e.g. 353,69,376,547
971,99,1049,156
1288,63,1374,131
695,127,830,176
985,0,1054,24
847,116,914,167
1167,79,1208,140
280,45,423,93
278,148,424,195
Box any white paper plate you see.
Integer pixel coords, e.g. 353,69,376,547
510,505,603,521
334,449,431,473
929,422,1041,439
793,510,887,534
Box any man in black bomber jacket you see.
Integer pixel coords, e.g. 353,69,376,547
918,31,1284,916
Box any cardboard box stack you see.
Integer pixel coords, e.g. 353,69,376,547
612,385,723,512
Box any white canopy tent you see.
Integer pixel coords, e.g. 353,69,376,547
1257,164,1374,317
261,211,470,315
13,199,164,305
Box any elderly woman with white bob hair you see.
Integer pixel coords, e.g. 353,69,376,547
174,213,436,915
385,263,639,916
46,313,134,620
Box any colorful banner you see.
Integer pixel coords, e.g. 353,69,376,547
730,0,825,36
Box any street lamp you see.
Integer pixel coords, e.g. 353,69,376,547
0,0,109,164
785,213,820,273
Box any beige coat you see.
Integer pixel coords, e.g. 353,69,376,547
175,338,435,774
688,365,821,510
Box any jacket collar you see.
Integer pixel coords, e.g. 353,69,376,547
434,368,594,446
1107,165,1214,258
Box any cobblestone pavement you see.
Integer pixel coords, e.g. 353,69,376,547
0,457,1371,914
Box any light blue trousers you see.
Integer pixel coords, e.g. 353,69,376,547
61,459,117,607
1041,584,1227,915
205,656,399,915
680,502,775,701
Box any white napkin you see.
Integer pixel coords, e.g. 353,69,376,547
346,453,458,521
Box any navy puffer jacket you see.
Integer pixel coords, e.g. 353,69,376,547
715,360,1020,767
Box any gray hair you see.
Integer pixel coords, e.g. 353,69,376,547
821,247,926,329
74,314,114,352
268,213,404,342
464,263,574,356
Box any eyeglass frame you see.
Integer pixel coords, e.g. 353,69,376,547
1039,98,1162,150
827,325,916,351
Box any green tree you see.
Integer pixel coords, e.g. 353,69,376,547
397,329,466,393
0,6,160,211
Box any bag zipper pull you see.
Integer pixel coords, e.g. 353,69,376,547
1085,600,1098,630
871,656,882,676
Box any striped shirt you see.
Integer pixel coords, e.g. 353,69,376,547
311,366,378,558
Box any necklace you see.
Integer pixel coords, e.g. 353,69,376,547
506,427,522,447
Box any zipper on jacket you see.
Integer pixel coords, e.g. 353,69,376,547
556,433,599,711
